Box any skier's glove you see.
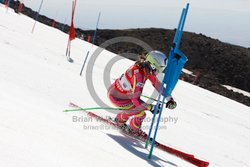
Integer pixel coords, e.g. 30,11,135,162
166,98,177,109
149,104,162,114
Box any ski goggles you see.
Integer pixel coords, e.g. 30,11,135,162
149,63,157,72
145,61,157,72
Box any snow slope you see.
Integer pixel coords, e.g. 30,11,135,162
1,5,250,167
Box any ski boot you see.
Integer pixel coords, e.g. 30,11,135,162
114,118,129,130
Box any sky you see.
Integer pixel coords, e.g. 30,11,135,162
22,0,250,47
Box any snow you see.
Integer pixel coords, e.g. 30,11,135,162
1,5,250,167
222,85,250,98
182,68,196,76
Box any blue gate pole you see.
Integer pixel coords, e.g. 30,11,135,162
173,8,185,45
146,6,187,150
147,3,189,159
175,4,189,49
148,95,167,158
145,82,165,149
31,0,44,33
146,5,186,149
8,0,11,7
80,12,101,76
80,51,89,76
92,12,101,44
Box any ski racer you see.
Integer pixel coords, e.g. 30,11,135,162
107,50,177,133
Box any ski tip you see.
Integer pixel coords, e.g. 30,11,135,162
69,102,79,108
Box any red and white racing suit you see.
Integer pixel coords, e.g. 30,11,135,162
107,64,164,131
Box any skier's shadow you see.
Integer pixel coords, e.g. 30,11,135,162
106,134,178,167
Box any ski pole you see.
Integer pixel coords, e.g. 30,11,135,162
63,106,126,112
141,94,167,104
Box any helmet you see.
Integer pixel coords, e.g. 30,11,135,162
146,50,167,73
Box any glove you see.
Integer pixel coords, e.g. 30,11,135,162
149,104,162,114
166,98,177,109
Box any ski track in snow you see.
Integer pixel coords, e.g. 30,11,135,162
1,5,250,167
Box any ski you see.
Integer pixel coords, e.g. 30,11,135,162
67,102,209,167
106,116,149,142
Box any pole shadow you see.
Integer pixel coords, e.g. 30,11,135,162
106,134,178,167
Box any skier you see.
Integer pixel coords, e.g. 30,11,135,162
107,50,177,134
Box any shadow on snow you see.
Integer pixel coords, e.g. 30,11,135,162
107,134,178,167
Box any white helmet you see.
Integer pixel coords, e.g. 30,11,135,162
146,50,167,73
